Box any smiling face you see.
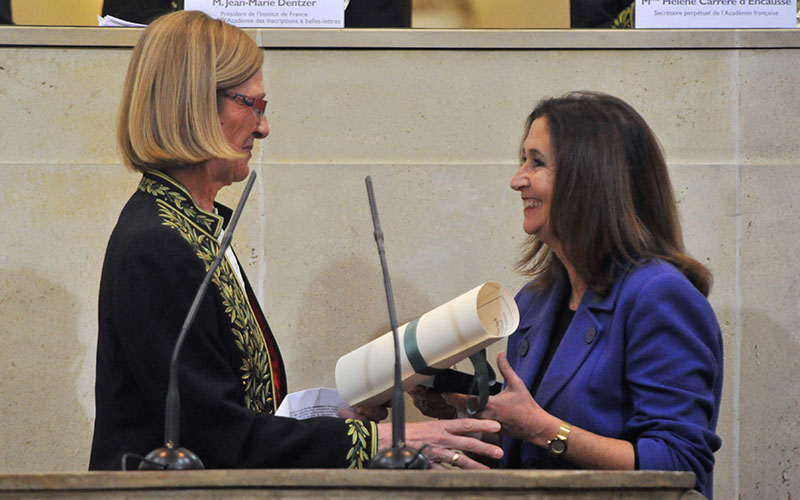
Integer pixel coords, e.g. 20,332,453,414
510,116,558,246
208,69,270,186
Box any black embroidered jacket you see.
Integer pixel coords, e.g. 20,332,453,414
90,170,375,470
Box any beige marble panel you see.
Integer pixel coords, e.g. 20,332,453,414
738,164,800,499
261,49,737,166
0,163,133,472
0,48,128,164
256,162,528,392
668,163,738,500
0,46,741,166
739,49,800,165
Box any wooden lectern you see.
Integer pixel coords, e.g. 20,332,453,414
0,469,703,499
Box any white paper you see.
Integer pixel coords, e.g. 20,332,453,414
635,0,797,29
274,387,348,419
184,0,345,28
97,15,147,27
335,282,520,407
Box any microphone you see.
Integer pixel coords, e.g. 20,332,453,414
364,176,430,470
137,170,258,470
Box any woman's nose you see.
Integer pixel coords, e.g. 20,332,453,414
255,116,269,139
510,166,527,190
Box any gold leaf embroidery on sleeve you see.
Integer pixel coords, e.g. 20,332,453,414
345,419,376,469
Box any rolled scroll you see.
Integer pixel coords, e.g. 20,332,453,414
335,282,520,406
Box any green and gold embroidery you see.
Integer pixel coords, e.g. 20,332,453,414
139,175,218,233
142,172,277,414
345,419,376,469
612,2,634,29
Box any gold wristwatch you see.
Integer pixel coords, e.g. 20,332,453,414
547,421,572,456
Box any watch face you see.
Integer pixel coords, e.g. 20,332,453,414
550,439,567,455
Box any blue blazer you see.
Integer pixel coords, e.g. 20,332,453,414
501,260,723,499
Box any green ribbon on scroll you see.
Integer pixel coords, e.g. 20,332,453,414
403,317,497,415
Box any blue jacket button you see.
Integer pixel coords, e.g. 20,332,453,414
519,339,530,357
584,327,596,344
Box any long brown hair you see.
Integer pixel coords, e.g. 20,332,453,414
517,91,712,297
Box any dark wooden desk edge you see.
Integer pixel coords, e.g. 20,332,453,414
0,469,696,491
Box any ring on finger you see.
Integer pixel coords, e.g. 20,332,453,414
451,450,461,466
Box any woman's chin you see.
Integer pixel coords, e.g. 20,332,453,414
233,160,251,182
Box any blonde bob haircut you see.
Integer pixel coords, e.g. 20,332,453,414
118,10,263,172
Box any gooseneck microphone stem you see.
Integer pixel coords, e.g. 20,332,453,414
364,176,430,469
365,176,405,448
139,170,258,470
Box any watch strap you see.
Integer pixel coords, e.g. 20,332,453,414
547,421,572,455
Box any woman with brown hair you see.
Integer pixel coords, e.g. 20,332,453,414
414,92,723,497
90,10,502,471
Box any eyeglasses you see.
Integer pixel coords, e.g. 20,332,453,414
219,90,267,121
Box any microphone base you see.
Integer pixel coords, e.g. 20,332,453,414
138,446,205,470
367,446,430,470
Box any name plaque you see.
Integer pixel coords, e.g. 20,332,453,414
184,0,344,28
635,0,797,28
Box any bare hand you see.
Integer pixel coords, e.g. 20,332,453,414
408,385,458,419
443,352,556,444
377,418,503,469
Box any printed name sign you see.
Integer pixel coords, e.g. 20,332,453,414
184,0,344,28
635,0,797,28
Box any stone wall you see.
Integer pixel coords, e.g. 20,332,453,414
0,28,798,499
